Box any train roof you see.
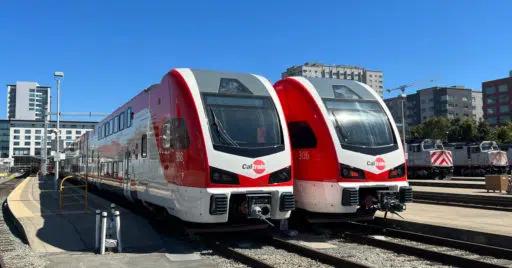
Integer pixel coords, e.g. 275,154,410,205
444,141,498,147
189,68,271,96
299,77,379,101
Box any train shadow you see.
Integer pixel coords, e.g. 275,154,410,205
31,174,197,255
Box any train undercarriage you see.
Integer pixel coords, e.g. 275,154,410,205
407,166,453,180
454,165,509,177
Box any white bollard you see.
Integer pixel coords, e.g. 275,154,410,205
114,210,122,253
100,211,107,255
95,210,100,250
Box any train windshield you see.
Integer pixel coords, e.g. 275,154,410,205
423,142,444,151
481,142,500,151
325,99,398,155
203,94,284,157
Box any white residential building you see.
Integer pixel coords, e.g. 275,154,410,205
282,62,384,98
7,81,51,121
8,120,96,158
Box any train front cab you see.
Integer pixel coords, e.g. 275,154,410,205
274,77,413,221
156,69,295,224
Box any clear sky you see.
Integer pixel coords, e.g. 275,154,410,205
1,0,511,121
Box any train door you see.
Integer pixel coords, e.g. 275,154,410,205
123,151,134,201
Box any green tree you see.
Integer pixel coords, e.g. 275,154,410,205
476,119,491,141
460,119,477,142
447,118,462,142
422,117,450,141
408,125,424,140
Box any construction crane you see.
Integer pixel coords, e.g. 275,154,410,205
386,78,440,156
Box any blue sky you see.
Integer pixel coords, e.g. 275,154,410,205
1,0,511,121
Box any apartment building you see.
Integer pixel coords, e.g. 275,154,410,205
482,71,512,126
385,86,483,127
7,120,96,158
282,62,384,98
7,82,50,121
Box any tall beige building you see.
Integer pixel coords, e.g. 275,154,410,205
282,62,384,98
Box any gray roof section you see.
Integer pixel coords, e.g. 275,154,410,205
302,77,378,101
190,69,270,96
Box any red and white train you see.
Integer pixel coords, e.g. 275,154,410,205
273,77,413,222
61,68,295,226
406,139,453,179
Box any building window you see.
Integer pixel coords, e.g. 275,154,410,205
500,105,509,113
499,84,508,93
13,129,20,134
487,96,496,105
25,129,31,134
66,136,72,140
66,130,72,134
76,130,81,135
487,117,497,124
13,135,19,140
35,136,41,140
499,95,509,104
35,130,41,134
25,141,30,146
462,96,468,101
25,136,30,140
13,142,19,146
501,115,511,123
35,142,41,146
485,86,496,94
487,108,496,114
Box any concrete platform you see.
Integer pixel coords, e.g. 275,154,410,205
7,175,217,267
375,203,512,248
409,179,484,189
413,185,512,197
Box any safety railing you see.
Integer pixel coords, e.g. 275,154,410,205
59,176,88,214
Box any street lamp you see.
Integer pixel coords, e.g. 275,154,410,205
53,71,64,192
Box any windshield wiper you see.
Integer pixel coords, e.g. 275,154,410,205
209,107,239,147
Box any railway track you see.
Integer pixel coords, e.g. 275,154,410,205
333,222,512,268
0,173,30,268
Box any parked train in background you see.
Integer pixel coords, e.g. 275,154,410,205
494,144,512,175
406,139,453,180
444,141,508,176
60,68,296,228
273,77,413,222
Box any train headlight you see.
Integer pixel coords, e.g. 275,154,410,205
389,164,405,179
269,166,291,184
340,164,365,179
210,167,239,185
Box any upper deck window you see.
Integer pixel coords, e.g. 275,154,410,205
332,85,362,100
219,78,254,95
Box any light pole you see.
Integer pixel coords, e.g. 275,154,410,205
400,93,407,154
53,72,64,192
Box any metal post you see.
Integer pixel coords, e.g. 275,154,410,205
41,111,48,176
55,78,60,190
114,210,122,253
401,94,407,155
100,211,107,255
95,210,100,250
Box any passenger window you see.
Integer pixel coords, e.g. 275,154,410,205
162,118,190,150
141,134,147,158
161,123,171,149
127,108,133,127
119,112,125,131
287,121,317,149
114,116,119,133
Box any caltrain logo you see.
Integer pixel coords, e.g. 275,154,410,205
242,159,266,174
367,157,386,171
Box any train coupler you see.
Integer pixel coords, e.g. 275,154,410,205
375,190,406,220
